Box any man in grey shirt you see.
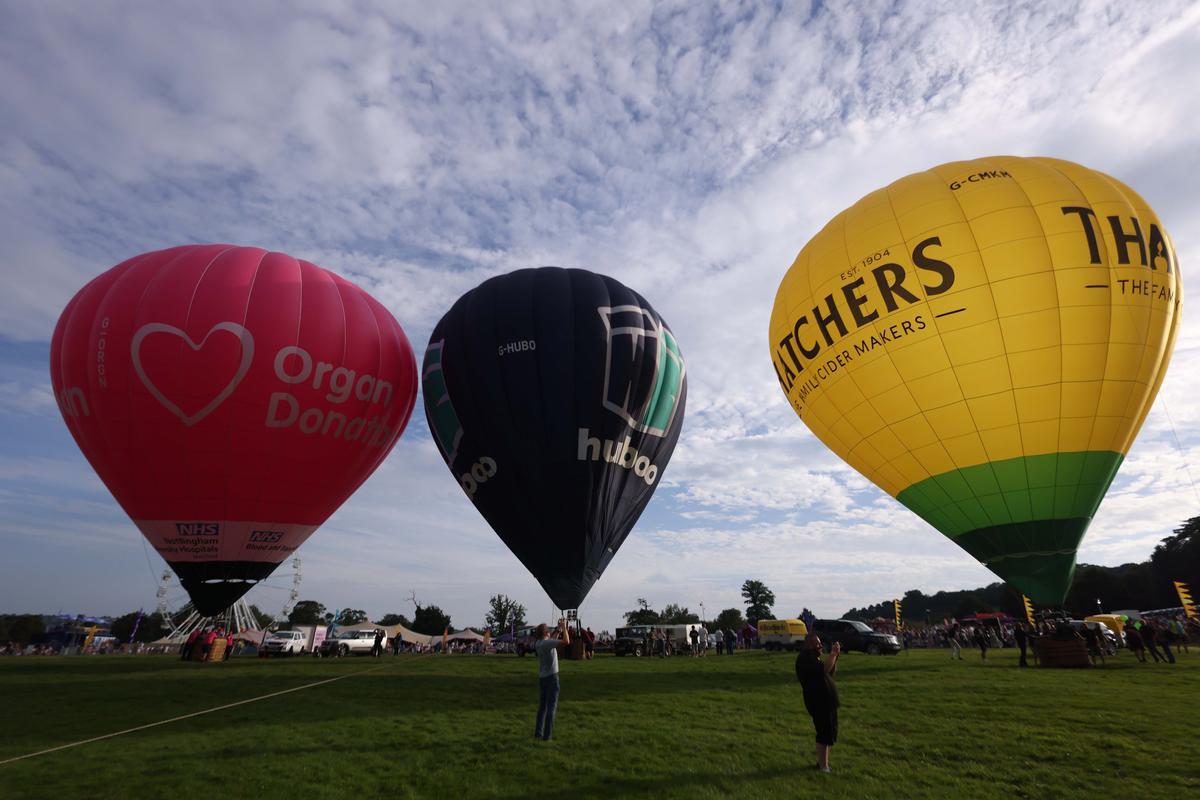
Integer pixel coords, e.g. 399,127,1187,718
534,618,571,741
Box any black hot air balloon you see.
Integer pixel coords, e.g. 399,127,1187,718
422,267,687,610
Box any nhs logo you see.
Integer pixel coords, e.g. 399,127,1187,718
175,522,220,536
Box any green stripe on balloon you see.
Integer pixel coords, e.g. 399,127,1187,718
895,451,1124,604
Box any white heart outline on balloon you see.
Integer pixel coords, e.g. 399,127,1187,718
130,322,255,427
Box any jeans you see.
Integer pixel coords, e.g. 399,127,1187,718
535,674,560,740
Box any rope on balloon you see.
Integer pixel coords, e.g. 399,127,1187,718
1160,402,1200,505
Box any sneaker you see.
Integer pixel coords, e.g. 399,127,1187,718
818,766,832,773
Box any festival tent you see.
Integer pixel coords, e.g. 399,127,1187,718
337,621,436,645
446,629,486,642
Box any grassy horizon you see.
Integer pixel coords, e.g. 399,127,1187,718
2,647,1197,798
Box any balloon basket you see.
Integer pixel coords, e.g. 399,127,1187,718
563,639,587,661
189,638,228,663
1036,637,1092,668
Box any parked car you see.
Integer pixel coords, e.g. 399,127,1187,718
260,630,307,657
318,629,386,657
613,625,655,657
757,618,809,651
811,619,901,655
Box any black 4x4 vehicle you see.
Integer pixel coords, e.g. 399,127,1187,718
811,619,901,655
613,625,656,657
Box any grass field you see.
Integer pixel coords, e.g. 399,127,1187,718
1,646,1197,799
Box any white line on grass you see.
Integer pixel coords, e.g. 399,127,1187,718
0,661,394,766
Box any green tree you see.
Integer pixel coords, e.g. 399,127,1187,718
714,607,745,631
623,598,660,626
485,594,527,636
248,605,275,628
741,580,775,623
335,609,368,626
1152,517,1200,587
110,611,166,643
0,614,46,644
288,600,327,626
411,604,452,635
658,603,700,624
953,593,995,618
375,613,412,627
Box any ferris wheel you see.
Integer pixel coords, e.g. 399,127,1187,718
155,557,303,641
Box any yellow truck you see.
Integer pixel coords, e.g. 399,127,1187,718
1085,614,1127,642
757,618,808,651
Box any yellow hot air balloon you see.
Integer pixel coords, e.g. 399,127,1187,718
769,156,1181,605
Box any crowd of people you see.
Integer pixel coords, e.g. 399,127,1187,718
179,627,235,661
632,624,754,657
884,613,1199,667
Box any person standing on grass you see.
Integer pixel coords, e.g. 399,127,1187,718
795,633,840,773
1125,623,1146,662
181,628,200,660
689,625,699,657
1142,622,1165,663
1083,624,1104,666
714,627,724,655
1156,621,1174,663
392,630,404,656
1014,623,1029,667
1168,618,1187,654
372,629,384,658
201,627,217,661
973,626,988,660
947,622,962,660
534,618,570,741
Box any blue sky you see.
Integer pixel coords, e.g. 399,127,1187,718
2,1,1199,631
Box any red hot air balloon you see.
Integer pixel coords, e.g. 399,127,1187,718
50,245,417,615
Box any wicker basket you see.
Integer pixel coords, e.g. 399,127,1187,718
1036,637,1091,668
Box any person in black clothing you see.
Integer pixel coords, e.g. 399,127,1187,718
795,633,841,773
1083,624,1104,666
1125,624,1146,662
1157,622,1176,664
1142,623,1165,663
372,629,384,658
973,626,989,660
1014,623,1029,667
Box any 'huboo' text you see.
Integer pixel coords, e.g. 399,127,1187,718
266,345,399,447
578,428,658,485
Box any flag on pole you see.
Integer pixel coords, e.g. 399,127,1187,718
1022,595,1036,625
129,608,145,643
893,599,902,630
1175,581,1196,619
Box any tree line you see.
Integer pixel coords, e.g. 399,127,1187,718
621,579,782,631
285,593,530,637
842,516,1200,624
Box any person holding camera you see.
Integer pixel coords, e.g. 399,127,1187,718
795,633,841,772
533,618,570,741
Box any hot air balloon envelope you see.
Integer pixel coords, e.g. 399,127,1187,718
423,267,687,609
769,156,1181,604
51,245,418,614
